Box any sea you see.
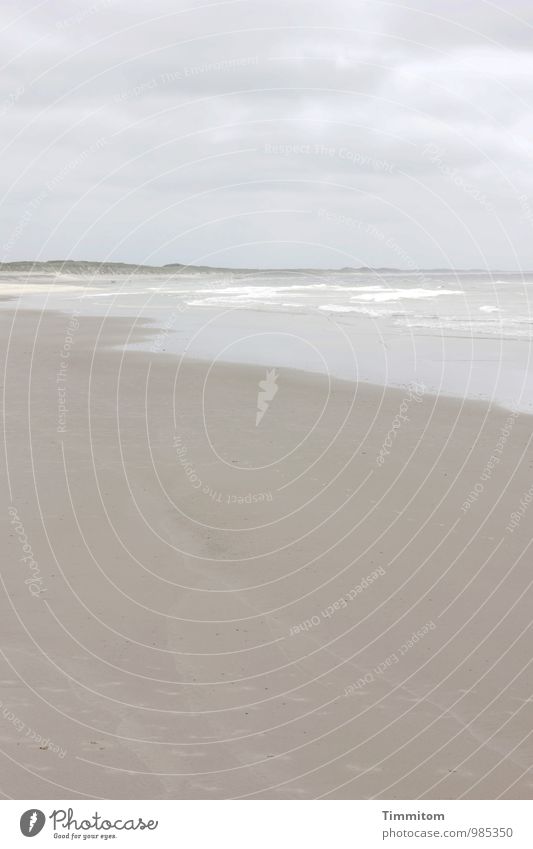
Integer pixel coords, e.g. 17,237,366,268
1,266,532,412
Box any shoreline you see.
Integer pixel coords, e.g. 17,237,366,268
2,266,532,415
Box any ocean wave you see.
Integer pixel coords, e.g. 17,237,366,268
350,288,461,303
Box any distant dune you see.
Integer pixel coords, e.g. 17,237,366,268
0,260,393,276
0,260,509,276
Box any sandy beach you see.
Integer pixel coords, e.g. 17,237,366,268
2,304,532,799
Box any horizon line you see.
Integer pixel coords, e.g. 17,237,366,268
0,260,530,274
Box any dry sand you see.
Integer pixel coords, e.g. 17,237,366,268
1,307,532,799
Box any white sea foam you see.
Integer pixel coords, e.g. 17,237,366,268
199,283,385,295
3,267,532,411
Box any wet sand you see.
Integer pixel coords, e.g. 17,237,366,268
1,307,532,799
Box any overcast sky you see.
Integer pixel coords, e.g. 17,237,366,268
1,0,533,269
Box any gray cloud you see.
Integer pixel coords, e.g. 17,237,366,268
1,0,532,268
